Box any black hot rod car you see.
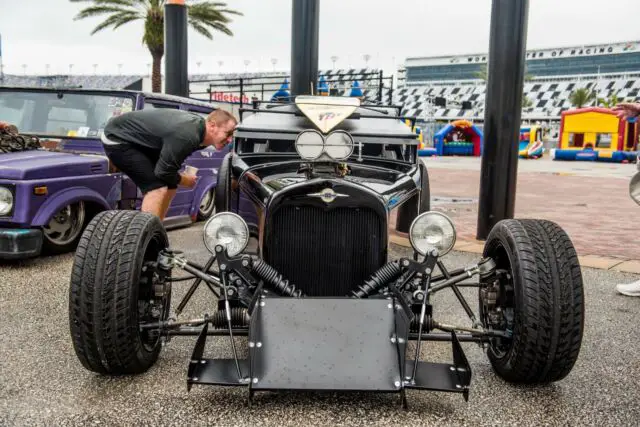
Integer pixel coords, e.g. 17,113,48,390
69,95,584,406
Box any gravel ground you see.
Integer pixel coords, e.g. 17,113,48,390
1,223,640,426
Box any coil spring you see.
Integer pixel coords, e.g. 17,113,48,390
251,258,303,297
351,260,403,298
210,308,250,328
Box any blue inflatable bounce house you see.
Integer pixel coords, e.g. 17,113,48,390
431,120,484,156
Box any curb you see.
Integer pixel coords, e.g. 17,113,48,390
389,232,640,275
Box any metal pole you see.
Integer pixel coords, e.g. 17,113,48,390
290,0,320,97
476,0,529,240
378,70,383,103
164,0,188,96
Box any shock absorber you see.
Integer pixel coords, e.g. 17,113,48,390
250,258,303,297
210,308,250,328
351,260,403,298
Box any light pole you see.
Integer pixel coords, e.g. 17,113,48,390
22,64,27,75
93,64,98,75
271,58,277,72
196,61,202,74
69,64,74,75
331,55,338,69
117,63,123,75
363,54,371,68
45,64,50,75
244,59,250,72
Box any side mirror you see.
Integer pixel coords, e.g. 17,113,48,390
630,172,640,206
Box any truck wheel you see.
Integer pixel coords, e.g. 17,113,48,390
69,210,171,375
197,188,216,220
480,219,584,384
419,162,431,213
42,201,86,254
214,152,232,213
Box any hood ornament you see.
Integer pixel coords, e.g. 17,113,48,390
308,188,349,203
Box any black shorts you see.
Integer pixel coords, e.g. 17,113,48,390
103,143,177,194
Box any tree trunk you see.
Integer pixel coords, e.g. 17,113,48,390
152,53,163,93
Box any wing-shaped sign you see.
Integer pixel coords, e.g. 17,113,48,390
295,96,360,134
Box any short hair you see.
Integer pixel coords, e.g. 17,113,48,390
206,109,237,126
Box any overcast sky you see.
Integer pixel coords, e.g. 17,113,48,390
0,0,639,76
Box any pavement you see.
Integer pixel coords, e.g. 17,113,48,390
2,224,640,426
390,154,640,273
2,154,640,426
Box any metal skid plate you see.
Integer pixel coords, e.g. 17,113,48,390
404,331,472,401
249,297,410,391
188,359,250,388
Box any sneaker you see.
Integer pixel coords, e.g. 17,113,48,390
616,279,640,297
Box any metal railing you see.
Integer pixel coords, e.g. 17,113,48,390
188,70,395,108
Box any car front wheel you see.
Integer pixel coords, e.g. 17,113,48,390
69,210,171,375
42,201,86,254
480,219,584,384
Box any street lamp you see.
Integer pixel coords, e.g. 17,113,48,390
45,64,50,75
196,61,202,74
93,64,98,74
244,59,250,72
117,63,123,75
22,64,27,75
331,55,338,69
363,54,371,68
271,58,277,71
69,64,74,75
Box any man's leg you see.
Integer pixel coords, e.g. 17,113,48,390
141,187,178,220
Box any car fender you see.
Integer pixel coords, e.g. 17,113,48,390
31,187,113,226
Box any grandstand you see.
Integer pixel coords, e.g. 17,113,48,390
396,40,640,125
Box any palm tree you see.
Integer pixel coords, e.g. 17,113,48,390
522,96,533,109
597,91,623,108
70,0,242,92
569,88,596,108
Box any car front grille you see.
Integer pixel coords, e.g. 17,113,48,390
266,205,385,297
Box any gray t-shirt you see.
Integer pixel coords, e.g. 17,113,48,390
103,109,206,187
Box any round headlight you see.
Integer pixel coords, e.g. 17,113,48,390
324,131,354,160
0,187,13,216
295,130,324,160
409,212,456,257
203,212,249,256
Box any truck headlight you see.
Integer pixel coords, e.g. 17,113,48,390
203,212,249,256
409,211,456,257
0,187,13,216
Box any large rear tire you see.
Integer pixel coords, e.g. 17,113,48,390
480,219,584,384
69,210,171,375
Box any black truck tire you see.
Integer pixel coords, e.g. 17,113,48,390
481,219,584,384
214,152,232,213
69,210,171,375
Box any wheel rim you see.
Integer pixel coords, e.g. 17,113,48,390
199,189,215,217
43,201,86,246
137,235,170,352
481,243,515,359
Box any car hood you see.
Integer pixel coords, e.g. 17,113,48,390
234,156,420,212
0,150,108,180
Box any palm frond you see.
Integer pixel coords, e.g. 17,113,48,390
188,20,213,38
90,11,142,34
70,0,140,7
74,6,137,20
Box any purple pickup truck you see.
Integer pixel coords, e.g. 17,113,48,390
0,86,229,259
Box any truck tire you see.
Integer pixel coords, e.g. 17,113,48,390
481,219,584,384
69,210,171,375
197,188,216,220
42,201,86,254
214,152,232,213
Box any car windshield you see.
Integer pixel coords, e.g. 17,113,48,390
0,90,135,138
